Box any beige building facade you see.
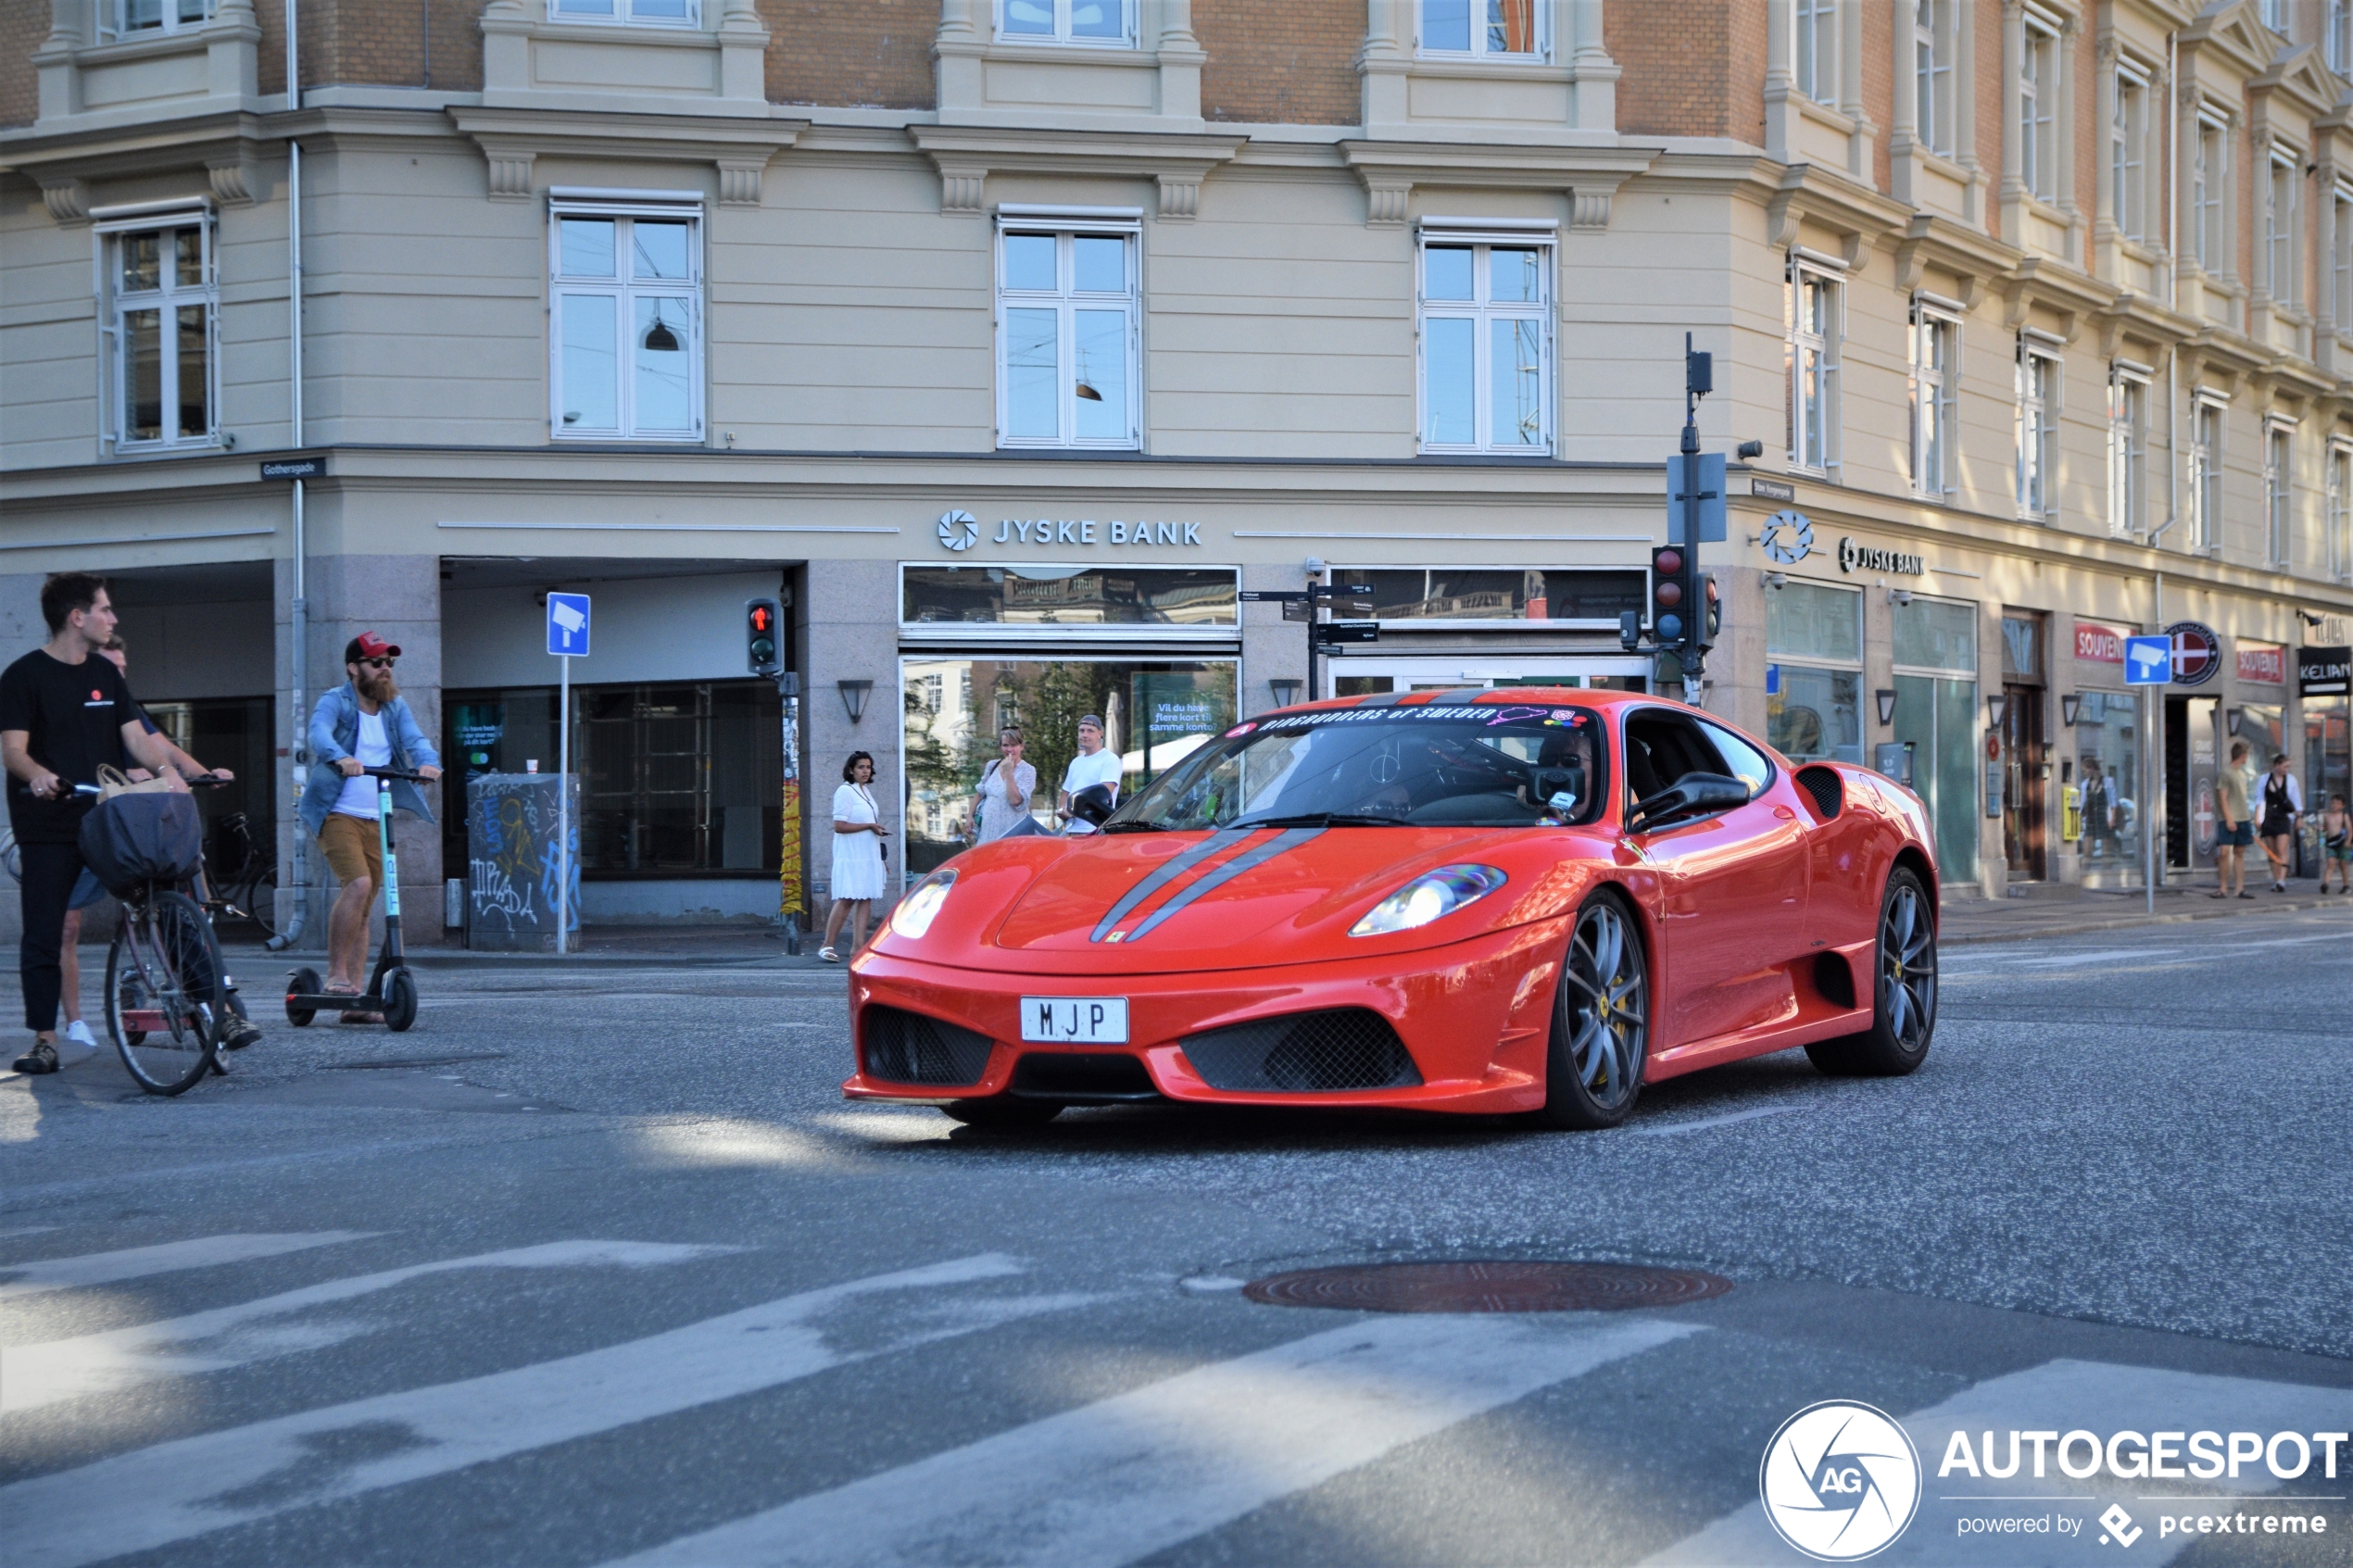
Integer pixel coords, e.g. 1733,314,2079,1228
3,0,2349,940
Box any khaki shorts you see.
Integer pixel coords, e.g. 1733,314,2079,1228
319,811,385,894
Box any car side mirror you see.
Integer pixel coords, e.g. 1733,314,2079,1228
1629,772,1751,831
1068,782,1117,826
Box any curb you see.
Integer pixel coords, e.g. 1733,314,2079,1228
1939,895,2347,947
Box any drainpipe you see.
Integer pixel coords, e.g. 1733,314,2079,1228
269,0,308,951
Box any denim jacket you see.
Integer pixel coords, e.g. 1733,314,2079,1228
298,683,441,834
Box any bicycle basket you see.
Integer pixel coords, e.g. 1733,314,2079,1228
77,791,204,896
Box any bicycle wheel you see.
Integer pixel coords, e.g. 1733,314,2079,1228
108,890,225,1096
236,870,279,941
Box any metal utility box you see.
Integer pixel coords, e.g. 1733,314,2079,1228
463,772,580,952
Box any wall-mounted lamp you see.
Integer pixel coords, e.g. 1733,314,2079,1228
1889,589,1914,607
837,678,874,724
2299,608,2328,629
1268,677,1302,709
1986,692,2008,728
1876,688,1897,725
1765,571,1788,589
2060,693,2082,727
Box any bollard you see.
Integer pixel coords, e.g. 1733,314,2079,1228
445,877,466,931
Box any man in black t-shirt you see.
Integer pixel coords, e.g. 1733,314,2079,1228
0,573,183,1074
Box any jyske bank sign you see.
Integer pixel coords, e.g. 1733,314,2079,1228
937,511,1206,553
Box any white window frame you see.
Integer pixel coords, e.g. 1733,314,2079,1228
994,208,1143,452
1416,0,1548,59
1415,220,1557,457
2192,393,2228,552
547,194,706,444
112,0,212,36
1915,0,1954,157
2260,0,2289,34
1909,294,1960,498
2264,417,2295,568
2333,0,2353,76
2112,62,2148,243
547,0,702,25
94,202,220,455
2020,12,2060,203
2330,438,2353,582
2267,144,2300,305
2195,112,2230,275
2016,332,2060,521
1795,0,1838,106
998,0,1137,46
2334,185,2353,329
2108,360,2149,538
1789,253,1844,477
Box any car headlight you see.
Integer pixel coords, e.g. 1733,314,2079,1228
1348,864,1506,937
891,870,957,939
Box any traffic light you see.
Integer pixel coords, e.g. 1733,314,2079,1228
745,597,782,675
1650,546,1690,650
1700,571,1721,649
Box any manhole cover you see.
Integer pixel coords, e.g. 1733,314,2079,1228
1242,1261,1732,1313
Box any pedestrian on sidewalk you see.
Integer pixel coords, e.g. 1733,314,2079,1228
820,751,887,963
1,574,188,1074
2321,794,2351,894
2256,753,2303,893
2212,740,2256,899
299,634,441,1022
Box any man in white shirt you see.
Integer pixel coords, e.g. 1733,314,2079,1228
1058,714,1123,830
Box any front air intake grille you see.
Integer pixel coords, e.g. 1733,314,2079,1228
1179,1010,1422,1093
1010,1052,1161,1102
1795,765,1843,819
862,1006,995,1086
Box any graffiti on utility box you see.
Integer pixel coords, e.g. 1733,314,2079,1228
465,773,579,951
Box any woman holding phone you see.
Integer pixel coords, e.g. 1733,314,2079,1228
820,751,887,961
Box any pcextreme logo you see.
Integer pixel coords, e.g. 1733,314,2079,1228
1760,1401,1923,1561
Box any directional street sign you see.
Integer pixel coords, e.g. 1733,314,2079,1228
2123,634,2171,685
547,592,591,658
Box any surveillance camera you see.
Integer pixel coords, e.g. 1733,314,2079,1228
1736,439,1765,459
1890,589,1914,607
1766,572,1788,588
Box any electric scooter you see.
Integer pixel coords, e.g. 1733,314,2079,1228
284,766,422,1032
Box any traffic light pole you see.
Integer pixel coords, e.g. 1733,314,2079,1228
1678,332,1708,700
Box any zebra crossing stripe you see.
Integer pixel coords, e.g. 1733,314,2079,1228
3,1239,736,1415
605,1311,1700,1568
0,1233,375,1301
1642,1359,2353,1566
1,1252,1061,1568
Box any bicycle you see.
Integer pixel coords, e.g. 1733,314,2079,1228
71,784,230,1096
206,809,277,941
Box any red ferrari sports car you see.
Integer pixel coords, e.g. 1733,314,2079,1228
845,688,1938,1131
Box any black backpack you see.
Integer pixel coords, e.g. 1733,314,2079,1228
77,791,205,896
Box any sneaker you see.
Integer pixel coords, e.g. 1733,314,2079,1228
11,1040,58,1075
61,1019,96,1049
220,1014,263,1051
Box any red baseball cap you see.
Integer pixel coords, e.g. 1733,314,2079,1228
349,632,402,660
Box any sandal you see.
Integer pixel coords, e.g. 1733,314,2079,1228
818,947,840,963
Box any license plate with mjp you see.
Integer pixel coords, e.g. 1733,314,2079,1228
1020,997,1129,1044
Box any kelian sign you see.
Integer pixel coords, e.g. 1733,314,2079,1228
2236,642,2286,684
2074,621,2129,665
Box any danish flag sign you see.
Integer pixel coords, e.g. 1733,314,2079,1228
2165,621,2222,686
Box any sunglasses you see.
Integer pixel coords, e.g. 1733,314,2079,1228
359,657,396,670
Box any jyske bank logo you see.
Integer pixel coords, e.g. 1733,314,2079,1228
1760,1401,1922,1561
937,509,979,552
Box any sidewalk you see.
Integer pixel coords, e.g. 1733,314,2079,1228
1936,880,2348,946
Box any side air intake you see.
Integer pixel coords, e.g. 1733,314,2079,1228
862,1006,995,1087
1795,765,1843,819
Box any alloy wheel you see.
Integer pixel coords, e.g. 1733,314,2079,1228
1880,880,1935,1049
1561,900,1647,1110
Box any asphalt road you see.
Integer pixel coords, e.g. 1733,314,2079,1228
3,906,2348,1567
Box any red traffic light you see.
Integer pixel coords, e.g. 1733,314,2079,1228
1655,547,1683,576
749,605,773,633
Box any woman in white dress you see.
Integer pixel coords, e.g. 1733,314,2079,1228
821,751,888,961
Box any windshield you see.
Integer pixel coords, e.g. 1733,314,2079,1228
1107,702,1610,831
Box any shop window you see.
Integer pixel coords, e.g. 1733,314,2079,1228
2267,145,2300,305
1795,0,1837,105
1788,258,1843,475
901,658,1237,875
1000,0,1133,45
1418,229,1554,455
2265,420,2296,568
2111,64,2149,242
116,0,211,33
1765,580,1862,765
1909,298,1958,498
441,681,778,879
2072,692,2144,870
1892,595,1980,883
998,217,1139,450
101,212,217,453
901,564,1237,631
2108,364,2147,538
1350,569,1644,626
1915,0,1954,157
550,0,698,23
2192,395,2227,551
1420,0,1542,58
2016,335,2059,521
549,199,703,442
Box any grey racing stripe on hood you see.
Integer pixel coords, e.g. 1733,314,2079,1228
1090,827,1255,943
1122,827,1327,943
